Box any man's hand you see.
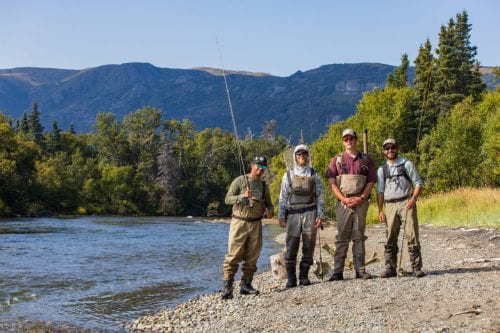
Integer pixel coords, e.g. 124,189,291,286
315,218,323,228
378,211,386,223
264,209,274,219
244,189,253,198
279,218,286,228
405,197,416,209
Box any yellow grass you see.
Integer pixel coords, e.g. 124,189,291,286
367,187,500,229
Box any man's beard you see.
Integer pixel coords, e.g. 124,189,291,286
387,152,398,161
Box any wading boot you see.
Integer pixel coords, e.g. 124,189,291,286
355,269,373,279
298,264,311,286
221,279,233,300
413,268,426,278
285,265,297,288
381,268,397,278
328,272,343,281
383,245,397,278
240,276,260,295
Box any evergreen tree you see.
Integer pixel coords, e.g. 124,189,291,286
46,121,62,155
413,39,436,150
29,102,44,145
387,54,409,88
20,112,30,134
68,123,76,135
434,11,485,115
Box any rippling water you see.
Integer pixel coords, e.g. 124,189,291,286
0,217,282,331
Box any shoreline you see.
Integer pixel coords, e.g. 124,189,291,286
128,225,500,332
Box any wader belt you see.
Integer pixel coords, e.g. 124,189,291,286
232,215,262,222
286,205,317,215
385,196,410,203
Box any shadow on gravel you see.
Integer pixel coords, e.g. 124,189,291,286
429,265,499,276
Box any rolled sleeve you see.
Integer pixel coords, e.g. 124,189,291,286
376,166,385,193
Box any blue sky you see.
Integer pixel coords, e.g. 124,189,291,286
1,0,498,76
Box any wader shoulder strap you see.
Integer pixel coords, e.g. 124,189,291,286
382,161,411,183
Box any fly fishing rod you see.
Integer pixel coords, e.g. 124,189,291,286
217,40,252,205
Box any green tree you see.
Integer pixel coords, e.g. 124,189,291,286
93,113,130,166
19,112,30,134
413,39,437,142
387,53,409,88
46,121,62,155
29,102,44,145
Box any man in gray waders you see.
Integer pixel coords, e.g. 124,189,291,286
325,128,376,280
221,156,274,299
377,138,425,278
278,144,324,288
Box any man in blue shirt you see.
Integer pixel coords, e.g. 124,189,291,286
377,138,426,278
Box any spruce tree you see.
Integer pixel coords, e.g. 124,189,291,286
47,121,62,154
29,102,44,145
387,54,409,88
434,11,485,115
413,39,436,143
19,112,30,134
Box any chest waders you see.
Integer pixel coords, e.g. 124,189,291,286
398,209,409,277
284,170,317,288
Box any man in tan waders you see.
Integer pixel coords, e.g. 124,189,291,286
278,144,324,288
325,129,376,280
377,138,425,278
221,156,274,299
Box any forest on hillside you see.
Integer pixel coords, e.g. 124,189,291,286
0,10,498,217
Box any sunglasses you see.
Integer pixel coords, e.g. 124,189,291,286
295,152,309,156
343,136,356,142
256,163,267,170
384,146,397,151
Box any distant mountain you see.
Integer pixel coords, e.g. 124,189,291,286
0,62,494,142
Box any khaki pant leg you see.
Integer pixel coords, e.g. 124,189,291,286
402,203,420,248
385,202,402,249
223,219,249,280
402,202,423,268
352,200,369,270
384,202,402,269
334,202,353,273
241,220,263,278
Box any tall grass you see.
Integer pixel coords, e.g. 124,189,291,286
367,187,500,229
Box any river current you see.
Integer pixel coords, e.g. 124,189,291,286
0,216,282,331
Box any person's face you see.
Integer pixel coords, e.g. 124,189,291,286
295,151,309,166
383,145,399,160
252,162,267,176
342,135,357,150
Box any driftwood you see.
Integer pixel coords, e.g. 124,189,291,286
322,244,381,270
270,252,287,280
445,305,482,319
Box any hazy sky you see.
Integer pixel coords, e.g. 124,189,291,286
1,0,498,76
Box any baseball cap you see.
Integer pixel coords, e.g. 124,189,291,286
382,138,397,148
342,128,357,138
252,156,267,166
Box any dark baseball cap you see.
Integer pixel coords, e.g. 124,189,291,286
252,156,267,166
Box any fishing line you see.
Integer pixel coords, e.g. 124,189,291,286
216,39,252,200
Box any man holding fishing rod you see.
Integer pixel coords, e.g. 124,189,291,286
278,144,324,288
325,129,376,280
221,156,274,300
377,138,425,278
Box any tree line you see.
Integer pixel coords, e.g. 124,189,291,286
0,10,498,218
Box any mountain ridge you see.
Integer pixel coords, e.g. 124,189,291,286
0,62,494,142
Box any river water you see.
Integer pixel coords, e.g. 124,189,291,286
0,216,283,331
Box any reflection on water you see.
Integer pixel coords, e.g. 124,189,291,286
0,217,281,331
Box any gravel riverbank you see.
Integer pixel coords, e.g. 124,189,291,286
129,224,499,332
